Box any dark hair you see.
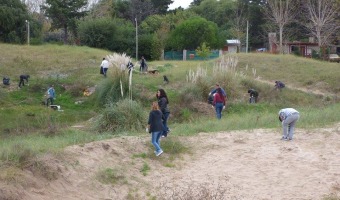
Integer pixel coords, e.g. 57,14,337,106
157,89,169,104
278,116,282,122
216,88,223,96
103,58,105,60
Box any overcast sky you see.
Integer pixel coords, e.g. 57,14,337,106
168,0,193,10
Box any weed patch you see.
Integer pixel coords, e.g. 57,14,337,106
96,167,125,185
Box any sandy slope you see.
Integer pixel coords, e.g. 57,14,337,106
1,124,339,200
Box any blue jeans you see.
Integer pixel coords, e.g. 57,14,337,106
151,131,162,153
162,112,170,137
215,102,223,119
282,113,300,139
102,68,108,77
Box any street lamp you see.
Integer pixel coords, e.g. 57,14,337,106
25,20,30,45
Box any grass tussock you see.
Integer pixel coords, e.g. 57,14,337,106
94,98,146,133
96,167,126,185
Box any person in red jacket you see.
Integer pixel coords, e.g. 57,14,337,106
212,88,226,119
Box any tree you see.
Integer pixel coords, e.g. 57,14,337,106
302,0,340,47
196,42,211,60
264,0,298,53
114,0,157,24
0,0,30,43
167,17,221,50
24,0,45,13
150,0,174,14
190,0,204,7
78,17,135,55
41,0,88,44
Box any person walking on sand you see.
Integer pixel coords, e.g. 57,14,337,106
156,89,170,137
147,102,164,156
212,88,226,119
100,58,109,77
278,108,300,141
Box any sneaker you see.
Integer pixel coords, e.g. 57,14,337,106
156,150,163,156
281,136,287,140
161,135,165,138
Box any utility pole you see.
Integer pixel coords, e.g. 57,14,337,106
246,20,249,53
25,20,30,45
135,17,138,61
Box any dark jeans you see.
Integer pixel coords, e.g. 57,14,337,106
46,97,54,106
19,79,25,87
162,112,170,137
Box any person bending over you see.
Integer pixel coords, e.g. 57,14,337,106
19,75,30,88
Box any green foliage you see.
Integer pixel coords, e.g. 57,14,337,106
140,162,150,176
0,143,37,167
195,42,211,60
78,17,135,55
94,69,130,106
161,137,189,157
168,17,220,50
151,34,162,60
94,99,147,133
78,17,118,49
138,34,154,60
42,0,88,43
132,153,147,159
0,0,29,43
150,0,174,14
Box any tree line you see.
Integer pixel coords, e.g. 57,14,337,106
0,0,339,60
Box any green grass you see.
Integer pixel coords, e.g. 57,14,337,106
140,162,150,176
96,167,126,185
1,43,340,169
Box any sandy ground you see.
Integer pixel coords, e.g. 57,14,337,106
1,123,339,200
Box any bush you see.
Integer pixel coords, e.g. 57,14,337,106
95,99,147,133
95,69,130,106
0,143,37,168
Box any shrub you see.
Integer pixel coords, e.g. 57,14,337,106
95,99,146,133
95,69,130,106
0,143,37,168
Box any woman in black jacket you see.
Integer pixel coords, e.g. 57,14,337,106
147,102,164,156
156,89,170,137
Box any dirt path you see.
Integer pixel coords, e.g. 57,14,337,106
2,124,339,200
255,78,338,98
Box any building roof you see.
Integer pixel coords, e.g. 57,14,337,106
226,39,240,44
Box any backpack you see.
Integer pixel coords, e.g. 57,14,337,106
3,77,10,85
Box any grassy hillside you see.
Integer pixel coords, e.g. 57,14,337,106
0,43,340,161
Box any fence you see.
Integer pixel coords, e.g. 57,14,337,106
164,50,221,61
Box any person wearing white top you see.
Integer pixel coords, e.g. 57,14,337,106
278,108,300,141
100,58,109,77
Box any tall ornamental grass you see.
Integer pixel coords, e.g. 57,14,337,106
94,99,147,133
